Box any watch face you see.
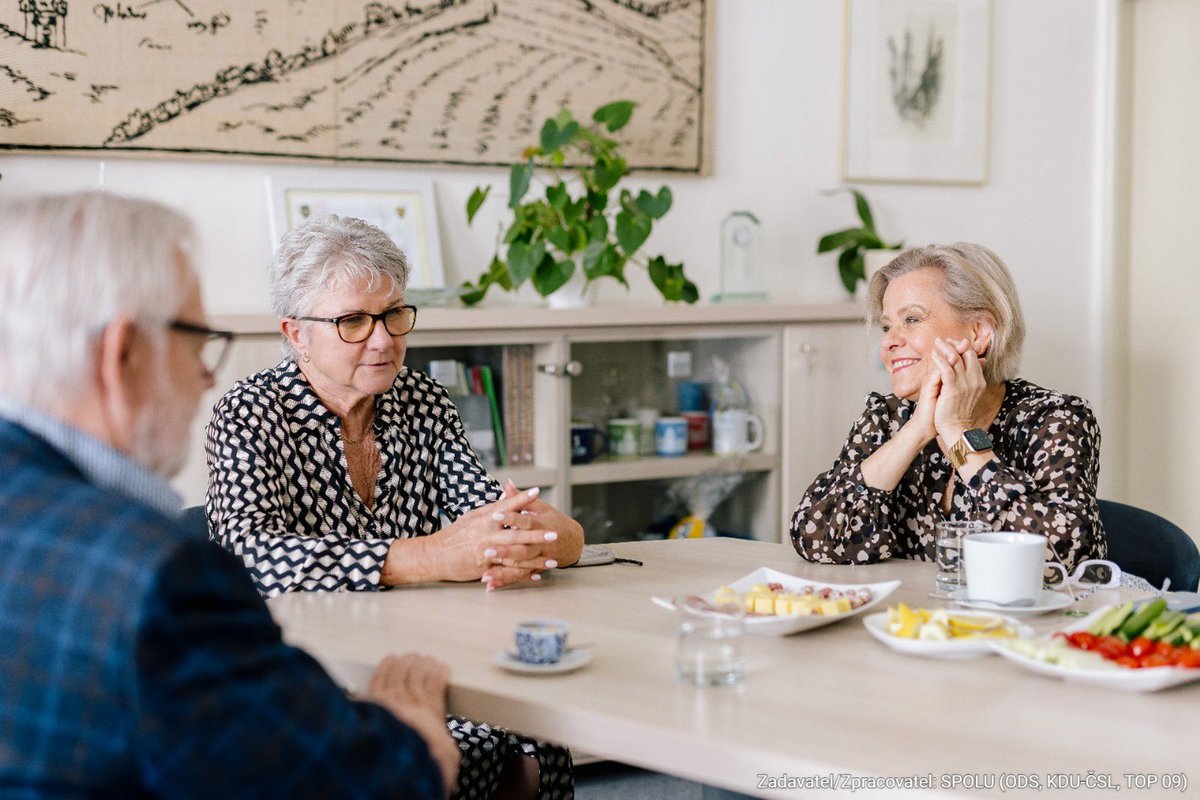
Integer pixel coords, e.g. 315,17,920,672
963,428,994,451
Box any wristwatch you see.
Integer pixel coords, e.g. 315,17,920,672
947,428,994,468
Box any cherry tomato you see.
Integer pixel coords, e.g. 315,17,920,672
1175,649,1200,669
1068,631,1097,650
1153,640,1178,657
1140,653,1174,668
1095,636,1128,660
1115,655,1140,669
1128,636,1155,659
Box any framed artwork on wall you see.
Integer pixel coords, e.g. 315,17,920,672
267,172,446,293
843,0,992,185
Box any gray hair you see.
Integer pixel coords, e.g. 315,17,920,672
866,243,1026,383
270,215,409,357
0,191,194,409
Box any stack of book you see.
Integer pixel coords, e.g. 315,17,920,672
425,345,534,469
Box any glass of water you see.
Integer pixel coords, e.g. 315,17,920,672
675,597,745,687
932,520,990,598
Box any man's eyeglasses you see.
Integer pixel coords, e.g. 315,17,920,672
168,320,236,375
296,305,417,344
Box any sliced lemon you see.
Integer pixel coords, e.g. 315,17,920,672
947,614,1004,632
886,603,927,638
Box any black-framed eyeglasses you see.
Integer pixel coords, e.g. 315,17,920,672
295,305,418,344
168,320,236,375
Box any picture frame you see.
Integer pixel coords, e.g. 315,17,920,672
267,171,446,291
843,0,992,185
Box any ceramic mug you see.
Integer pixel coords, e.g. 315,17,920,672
655,417,688,457
962,532,1070,605
514,619,569,665
711,409,764,455
570,423,608,464
676,381,709,413
634,408,660,455
607,417,641,458
681,411,710,451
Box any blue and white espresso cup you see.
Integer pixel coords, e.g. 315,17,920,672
514,619,569,665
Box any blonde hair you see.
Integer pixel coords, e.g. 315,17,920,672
867,243,1026,383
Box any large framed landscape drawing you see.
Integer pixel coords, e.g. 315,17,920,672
0,0,708,172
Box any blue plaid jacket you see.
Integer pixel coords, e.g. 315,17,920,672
0,420,443,798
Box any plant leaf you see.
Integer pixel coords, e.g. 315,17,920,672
545,182,568,211
646,255,697,302
507,238,544,288
459,279,488,306
587,215,608,241
593,100,635,132
850,188,876,232
635,187,672,219
817,226,882,253
586,189,609,213
582,238,608,277
540,118,579,154
593,155,626,193
837,247,864,294
545,226,572,254
508,159,533,208
616,210,652,255
532,255,574,296
466,186,490,225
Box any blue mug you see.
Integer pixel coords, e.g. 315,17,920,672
676,381,709,413
655,417,688,457
570,423,608,464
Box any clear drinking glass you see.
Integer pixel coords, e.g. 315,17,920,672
675,597,745,686
932,520,990,598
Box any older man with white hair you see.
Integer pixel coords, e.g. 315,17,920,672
0,191,458,797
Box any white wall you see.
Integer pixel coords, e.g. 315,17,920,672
1,2,1118,489
1127,0,1200,536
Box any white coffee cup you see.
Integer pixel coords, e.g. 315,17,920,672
962,532,1069,605
711,409,764,455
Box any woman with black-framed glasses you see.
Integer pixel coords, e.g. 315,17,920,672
204,215,579,800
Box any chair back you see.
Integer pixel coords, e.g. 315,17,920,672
1099,499,1200,592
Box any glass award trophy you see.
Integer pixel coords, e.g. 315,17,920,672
715,211,766,303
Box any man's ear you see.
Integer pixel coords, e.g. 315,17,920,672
94,315,145,449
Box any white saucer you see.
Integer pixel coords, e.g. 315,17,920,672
950,589,1073,617
492,648,592,675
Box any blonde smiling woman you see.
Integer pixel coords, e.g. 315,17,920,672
791,243,1105,570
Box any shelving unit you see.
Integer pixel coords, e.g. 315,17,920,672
177,302,881,544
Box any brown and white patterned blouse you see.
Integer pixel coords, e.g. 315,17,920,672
790,379,1105,569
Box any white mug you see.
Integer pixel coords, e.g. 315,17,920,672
962,532,1069,605
711,409,764,455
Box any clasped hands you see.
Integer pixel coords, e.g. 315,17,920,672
401,480,582,590
909,336,989,450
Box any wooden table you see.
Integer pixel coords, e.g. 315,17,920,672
267,538,1197,799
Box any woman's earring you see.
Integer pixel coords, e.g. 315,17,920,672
302,352,311,363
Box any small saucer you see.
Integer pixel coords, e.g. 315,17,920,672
950,589,1073,617
493,648,592,675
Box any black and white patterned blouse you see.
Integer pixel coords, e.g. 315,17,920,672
205,359,501,597
791,379,1106,569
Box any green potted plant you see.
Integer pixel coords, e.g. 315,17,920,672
817,188,903,294
460,100,698,306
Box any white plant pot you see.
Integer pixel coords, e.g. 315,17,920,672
546,266,594,309
863,249,899,286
